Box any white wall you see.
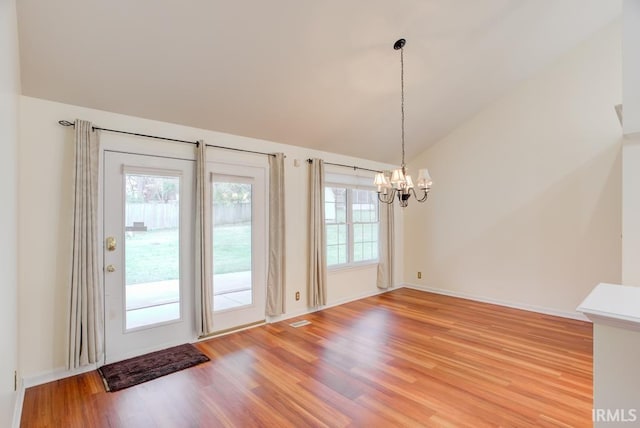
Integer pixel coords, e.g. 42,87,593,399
404,21,622,317
623,0,640,135
621,0,640,285
0,0,20,425
18,96,403,380
622,139,640,285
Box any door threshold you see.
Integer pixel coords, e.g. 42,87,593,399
198,319,266,340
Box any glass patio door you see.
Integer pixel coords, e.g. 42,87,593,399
103,152,195,363
210,163,267,332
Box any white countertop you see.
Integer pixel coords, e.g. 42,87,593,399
577,283,640,331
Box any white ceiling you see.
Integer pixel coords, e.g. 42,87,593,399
17,0,621,164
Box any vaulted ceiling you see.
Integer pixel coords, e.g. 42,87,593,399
17,0,621,163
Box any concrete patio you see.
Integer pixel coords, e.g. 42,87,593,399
126,270,252,329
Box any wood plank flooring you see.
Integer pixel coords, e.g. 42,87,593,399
21,288,593,427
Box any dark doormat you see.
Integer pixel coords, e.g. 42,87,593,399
98,343,210,392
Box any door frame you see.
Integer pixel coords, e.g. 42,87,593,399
209,160,269,333
98,135,197,363
103,151,197,363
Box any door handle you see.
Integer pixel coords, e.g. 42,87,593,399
106,265,116,273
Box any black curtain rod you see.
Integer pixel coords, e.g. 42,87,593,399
58,120,277,157
306,158,382,174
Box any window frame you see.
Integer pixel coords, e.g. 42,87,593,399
324,182,379,270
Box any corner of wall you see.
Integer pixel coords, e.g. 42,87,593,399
402,20,622,314
1,0,21,426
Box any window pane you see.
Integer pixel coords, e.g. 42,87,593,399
353,223,363,242
325,186,379,266
327,224,347,265
353,189,378,222
212,181,253,311
353,238,378,262
325,187,346,224
353,242,363,262
352,190,379,263
125,173,180,330
326,186,348,266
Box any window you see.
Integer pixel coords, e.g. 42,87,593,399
325,186,379,267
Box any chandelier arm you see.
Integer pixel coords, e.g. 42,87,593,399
407,187,429,203
415,189,429,203
377,191,396,205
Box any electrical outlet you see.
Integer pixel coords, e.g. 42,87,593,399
417,271,422,279
295,291,300,301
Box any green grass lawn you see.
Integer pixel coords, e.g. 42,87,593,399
125,229,180,285
212,223,251,274
125,224,251,284
125,220,378,284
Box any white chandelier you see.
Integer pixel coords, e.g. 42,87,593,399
374,38,432,208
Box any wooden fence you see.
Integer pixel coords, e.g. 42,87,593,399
126,202,251,230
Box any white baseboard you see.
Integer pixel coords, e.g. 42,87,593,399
402,283,590,322
12,379,24,428
267,286,393,324
22,362,99,389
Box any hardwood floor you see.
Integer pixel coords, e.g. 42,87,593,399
21,288,593,427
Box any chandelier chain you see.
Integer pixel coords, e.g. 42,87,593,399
400,45,405,169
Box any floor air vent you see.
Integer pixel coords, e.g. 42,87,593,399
290,320,311,328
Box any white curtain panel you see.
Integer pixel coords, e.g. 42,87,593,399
196,141,214,336
68,119,103,369
308,158,327,307
267,153,286,316
377,201,395,289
